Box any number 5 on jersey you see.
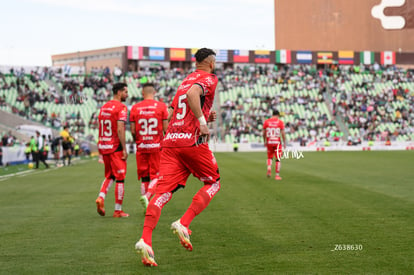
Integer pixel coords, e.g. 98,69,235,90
176,94,187,120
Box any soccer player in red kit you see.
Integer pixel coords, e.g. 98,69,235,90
130,83,168,211
263,110,286,180
135,48,220,266
95,83,129,218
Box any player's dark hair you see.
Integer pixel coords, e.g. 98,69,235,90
273,110,280,116
142,83,154,89
112,82,127,95
195,48,216,63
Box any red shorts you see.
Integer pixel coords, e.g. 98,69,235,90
267,144,282,160
103,151,126,181
156,144,220,194
135,150,160,180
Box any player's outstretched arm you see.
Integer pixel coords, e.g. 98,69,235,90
187,85,209,136
117,121,128,160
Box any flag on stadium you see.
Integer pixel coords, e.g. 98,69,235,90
149,47,165,60
254,50,270,63
191,48,198,61
127,46,143,60
215,49,228,62
338,51,354,65
296,51,312,63
317,52,333,64
233,50,249,63
360,51,375,65
276,49,291,64
170,48,186,61
381,51,396,65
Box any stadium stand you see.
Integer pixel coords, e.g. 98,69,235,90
330,65,414,142
1,64,413,147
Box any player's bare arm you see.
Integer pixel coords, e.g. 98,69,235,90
186,85,209,137
281,129,286,149
130,122,137,142
162,120,168,134
117,121,128,160
167,107,174,122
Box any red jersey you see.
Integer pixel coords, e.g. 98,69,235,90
163,70,218,148
263,117,285,145
129,99,168,152
98,100,128,154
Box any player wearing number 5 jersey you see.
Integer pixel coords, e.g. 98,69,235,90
95,83,130,218
135,48,220,267
263,110,286,180
130,83,168,212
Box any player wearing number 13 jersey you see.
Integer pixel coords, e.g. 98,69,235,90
135,48,221,267
130,83,168,211
263,110,286,180
95,83,129,218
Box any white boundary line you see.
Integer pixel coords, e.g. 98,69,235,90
0,158,96,181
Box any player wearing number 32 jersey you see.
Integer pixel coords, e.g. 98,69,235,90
95,83,130,218
130,83,168,212
135,48,220,267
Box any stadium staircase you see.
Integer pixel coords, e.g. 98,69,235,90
0,123,31,143
45,78,64,97
324,84,349,141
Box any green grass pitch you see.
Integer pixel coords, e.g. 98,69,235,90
0,151,413,274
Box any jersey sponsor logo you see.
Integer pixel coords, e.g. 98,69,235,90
99,137,112,141
204,76,215,86
139,110,156,115
102,106,115,111
172,120,184,126
98,144,114,149
142,136,154,141
137,143,160,149
101,112,111,116
137,105,156,110
164,132,193,140
178,83,192,91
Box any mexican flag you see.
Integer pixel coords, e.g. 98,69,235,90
276,49,291,64
381,51,396,65
360,51,374,65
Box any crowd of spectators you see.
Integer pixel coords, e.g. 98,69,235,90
1,64,413,145
330,65,414,142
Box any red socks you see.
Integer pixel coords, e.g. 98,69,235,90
275,161,281,174
180,181,221,228
141,181,221,246
141,192,172,246
115,180,124,208
99,178,114,198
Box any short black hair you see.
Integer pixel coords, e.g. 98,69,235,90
112,82,127,95
195,48,216,63
273,110,280,116
142,83,154,89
